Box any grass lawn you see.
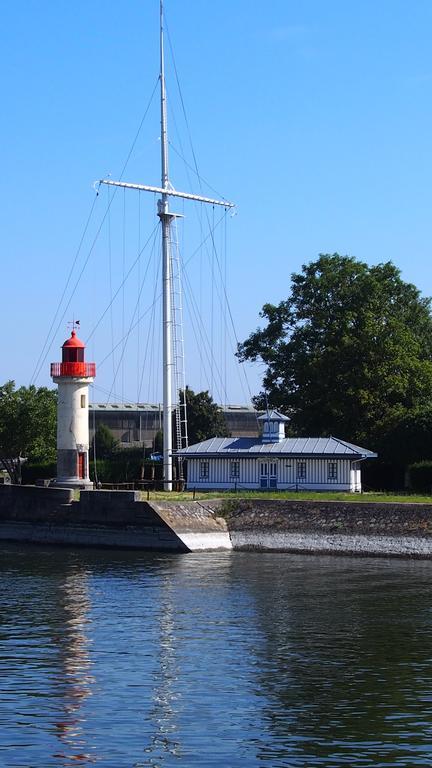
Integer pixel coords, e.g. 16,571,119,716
139,490,432,504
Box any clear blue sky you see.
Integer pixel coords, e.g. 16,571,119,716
2,1,432,404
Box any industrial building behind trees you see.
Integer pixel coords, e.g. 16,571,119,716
89,403,260,448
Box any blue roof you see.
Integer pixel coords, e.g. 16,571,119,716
257,409,289,422
177,436,377,458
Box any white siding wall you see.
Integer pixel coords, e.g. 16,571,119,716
186,457,361,491
350,463,362,492
55,379,91,452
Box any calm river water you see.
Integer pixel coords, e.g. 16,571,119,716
1,544,432,767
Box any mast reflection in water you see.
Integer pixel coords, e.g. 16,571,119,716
1,546,432,766
51,571,95,764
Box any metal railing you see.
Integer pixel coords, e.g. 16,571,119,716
50,362,96,378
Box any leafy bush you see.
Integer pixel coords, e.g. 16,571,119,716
90,450,164,484
362,459,405,492
94,423,119,458
408,461,432,493
22,462,57,484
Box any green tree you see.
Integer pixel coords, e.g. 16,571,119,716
183,387,229,445
94,423,118,459
0,381,57,483
154,429,163,454
380,406,432,466
238,254,432,454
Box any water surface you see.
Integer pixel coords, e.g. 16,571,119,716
1,545,432,766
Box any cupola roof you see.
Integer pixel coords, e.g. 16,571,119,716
62,330,85,349
257,409,289,422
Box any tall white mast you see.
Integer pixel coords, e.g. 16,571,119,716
158,0,174,490
98,0,234,491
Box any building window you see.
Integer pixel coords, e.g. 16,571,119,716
297,461,306,480
230,460,240,479
328,462,338,480
81,395,86,408
199,461,209,479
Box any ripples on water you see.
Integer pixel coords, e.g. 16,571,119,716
1,545,432,766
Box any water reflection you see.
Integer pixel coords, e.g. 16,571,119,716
51,571,95,766
143,575,181,766
233,555,432,766
2,546,432,766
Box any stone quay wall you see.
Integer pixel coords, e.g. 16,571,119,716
223,498,432,557
2,488,432,557
0,486,230,551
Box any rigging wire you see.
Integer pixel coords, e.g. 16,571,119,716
91,385,99,487
137,236,162,403
179,216,235,404
91,382,139,405
182,209,254,408
105,222,160,406
181,266,229,405
107,185,116,380
97,209,228,394
169,142,228,203
122,187,126,401
96,295,159,371
164,15,226,200
147,196,161,405
29,192,99,385
165,100,210,394
211,205,215,397
164,31,237,406
164,16,251,410
97,225,160,394
223,212,228,406
31,76,159,385
199,204,203,391
170,215,188,453
85,221,160,344
136,192,142,400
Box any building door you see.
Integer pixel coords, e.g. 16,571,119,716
269,462,277,488
260,462,278,489
78,453,85,479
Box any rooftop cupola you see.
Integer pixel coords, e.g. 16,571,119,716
258,409,289,443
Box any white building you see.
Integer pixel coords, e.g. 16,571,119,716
177,411,376,492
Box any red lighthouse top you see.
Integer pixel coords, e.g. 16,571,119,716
50,329,96,379
62,330,85,349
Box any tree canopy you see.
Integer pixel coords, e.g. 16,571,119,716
94,423,119,459
238,254,432,455
183,387,229,445
0,381,57,482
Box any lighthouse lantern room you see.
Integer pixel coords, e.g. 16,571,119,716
50,327,96,489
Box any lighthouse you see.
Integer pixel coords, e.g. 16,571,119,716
50,327,96,489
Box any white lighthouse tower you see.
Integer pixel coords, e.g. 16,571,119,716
50,326,96,489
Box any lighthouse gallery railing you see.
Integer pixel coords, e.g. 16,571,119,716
50,362,96,378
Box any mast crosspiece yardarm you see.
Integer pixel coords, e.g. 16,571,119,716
99,0,234,490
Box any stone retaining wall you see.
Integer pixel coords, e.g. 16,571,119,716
0,486,230,551
3,489,432,556
223,498,432,536
223,498,432,556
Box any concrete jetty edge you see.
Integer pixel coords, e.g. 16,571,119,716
2,487,432,557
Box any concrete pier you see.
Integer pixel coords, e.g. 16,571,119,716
0,486,231,551
2,488,432,557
